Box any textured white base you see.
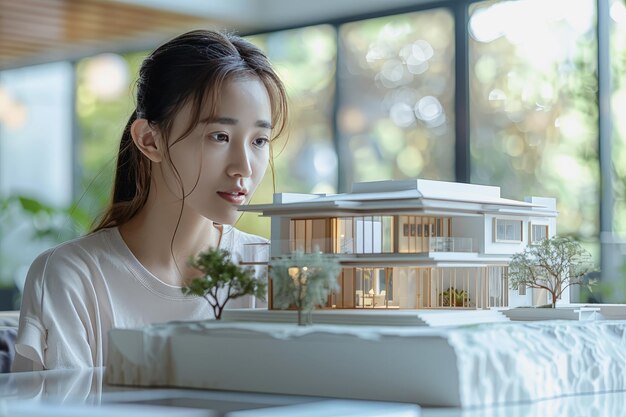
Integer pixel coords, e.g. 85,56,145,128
106,320,626,407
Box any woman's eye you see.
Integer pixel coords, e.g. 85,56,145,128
253,137,269,147
210,133,229,142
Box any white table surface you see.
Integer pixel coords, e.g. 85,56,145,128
2,367,626,417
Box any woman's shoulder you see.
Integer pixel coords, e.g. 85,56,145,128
22,228,118,299
30,228,116,271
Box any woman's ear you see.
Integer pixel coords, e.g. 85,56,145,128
130,119,163,163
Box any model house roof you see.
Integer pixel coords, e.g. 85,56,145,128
241,179,558,217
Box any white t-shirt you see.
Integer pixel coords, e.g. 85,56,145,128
12,226,267,371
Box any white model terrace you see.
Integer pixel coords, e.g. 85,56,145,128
241,179,559,310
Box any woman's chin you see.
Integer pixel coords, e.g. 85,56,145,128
208,212,240,227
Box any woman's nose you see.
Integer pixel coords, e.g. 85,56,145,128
226,145,252,178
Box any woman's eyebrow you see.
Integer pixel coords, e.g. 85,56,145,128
200,116,237,125
256,120,273,129
200,116,272,129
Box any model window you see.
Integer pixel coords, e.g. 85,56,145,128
530,224,549,244
495,219,522,242
290,218,330,253
518,284,526,296
355,216,382,254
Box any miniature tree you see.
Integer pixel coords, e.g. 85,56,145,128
508,236,598,308
182,248,266,320
270,250,341,326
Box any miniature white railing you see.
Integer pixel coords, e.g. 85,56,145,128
428,237,473,253
240,242,270,265
240,237,474,264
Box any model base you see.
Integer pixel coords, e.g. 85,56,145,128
105,320,626,407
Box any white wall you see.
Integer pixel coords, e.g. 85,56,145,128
484,214,526,255
271,216,291,257
508,286,534,307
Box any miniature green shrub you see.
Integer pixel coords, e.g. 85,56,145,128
440,287,470,307
182,248,266,319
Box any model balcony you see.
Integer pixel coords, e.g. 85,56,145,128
240,242,271,265
240,237,476,266
428,237,473,253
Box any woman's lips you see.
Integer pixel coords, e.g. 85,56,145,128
217,191,246,205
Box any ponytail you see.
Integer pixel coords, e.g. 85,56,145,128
91,111,152,232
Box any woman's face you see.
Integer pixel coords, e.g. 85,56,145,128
161,77,272,225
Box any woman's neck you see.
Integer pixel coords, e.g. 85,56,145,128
118,198,222,286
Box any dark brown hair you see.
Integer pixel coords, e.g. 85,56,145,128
92,30,288,232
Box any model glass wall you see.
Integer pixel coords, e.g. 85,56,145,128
328,265,508,309
289,216,394,254
289,215,467,255
3,0,626,309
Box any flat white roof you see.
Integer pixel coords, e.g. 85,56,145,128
241,179,557,217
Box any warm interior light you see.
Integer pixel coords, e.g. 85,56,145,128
288,267,299,278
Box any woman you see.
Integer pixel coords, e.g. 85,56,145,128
12,30,288,370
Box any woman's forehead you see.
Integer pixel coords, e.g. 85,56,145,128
201,79,271,118
173,79,271,129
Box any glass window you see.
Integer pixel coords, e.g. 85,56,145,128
1,62,73,206
336,217,354,253
611,0,626,235
530,223,549,244
469,0,599,252
243,26,337,238
382,216,394,253
495,219,522,242
338,9,455,188
76,52,144,224
0,62,74,301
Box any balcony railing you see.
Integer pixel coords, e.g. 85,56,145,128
240,237,475,265
240,242,270,265
428,237,473,253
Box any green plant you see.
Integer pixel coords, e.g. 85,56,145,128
182,248,266,320
509,236,598,308
270,250,340,326
440,287,470,307
0,194,91,290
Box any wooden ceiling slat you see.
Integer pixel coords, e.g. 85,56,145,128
2,1,204,37
1,34,63,49
0,0,215,70
0,43,47,54
1,15,150,44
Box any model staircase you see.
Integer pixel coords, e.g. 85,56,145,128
415,309,510,327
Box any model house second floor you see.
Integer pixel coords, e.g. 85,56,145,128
240,179,558,260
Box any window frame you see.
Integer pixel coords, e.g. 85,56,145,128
494,218,524,243
529,222,550,245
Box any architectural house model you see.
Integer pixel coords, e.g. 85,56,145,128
240,179,560,310
107,180,626,407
